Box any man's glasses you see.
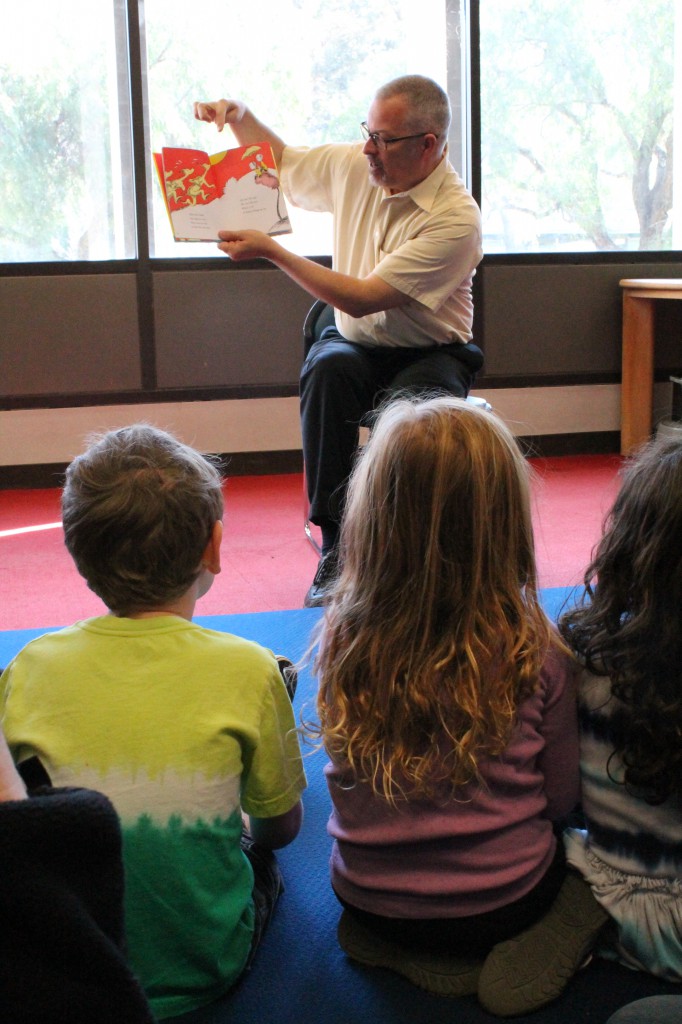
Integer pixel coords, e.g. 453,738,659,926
360,122,432,151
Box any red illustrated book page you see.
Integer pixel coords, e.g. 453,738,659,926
155,143,291,241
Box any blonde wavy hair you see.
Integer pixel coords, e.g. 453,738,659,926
313,396,557,804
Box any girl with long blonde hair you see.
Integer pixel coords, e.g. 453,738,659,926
313,396,606,1016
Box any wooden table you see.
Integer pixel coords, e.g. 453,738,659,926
620,278,682,454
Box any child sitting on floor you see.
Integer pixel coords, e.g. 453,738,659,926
310,396,606,1017
0,424,306,1020
559,434,682,983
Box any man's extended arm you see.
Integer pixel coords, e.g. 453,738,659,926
193,99,286,166
194,98,409,316
216,229,408,318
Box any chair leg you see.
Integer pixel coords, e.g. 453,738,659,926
302,467,322,554
304,517,322,554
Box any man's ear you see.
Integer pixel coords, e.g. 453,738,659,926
202,520,223,575
423,132,440,157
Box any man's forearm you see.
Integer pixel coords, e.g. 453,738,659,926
217,227,407,315
229,108,286,166
262,240,405,318
194,98,287,166
268,245,364,314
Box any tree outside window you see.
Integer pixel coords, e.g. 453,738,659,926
480,0,675,253
0,0,454,264
0,0,135,262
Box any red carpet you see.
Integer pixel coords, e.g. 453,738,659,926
529,454,621,590
0,457,622,631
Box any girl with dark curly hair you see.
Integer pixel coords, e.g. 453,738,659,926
559,434,682,983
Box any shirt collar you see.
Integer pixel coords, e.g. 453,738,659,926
383,157,450,212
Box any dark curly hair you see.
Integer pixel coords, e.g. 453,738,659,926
559,435,682,804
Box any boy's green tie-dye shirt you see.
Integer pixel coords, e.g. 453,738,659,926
1,615,306,1019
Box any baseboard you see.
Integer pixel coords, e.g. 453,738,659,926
0,450,304,490
219,450,303,476
0,435,620,489
518,431,621,458
0,464,71,490
0,382,665,485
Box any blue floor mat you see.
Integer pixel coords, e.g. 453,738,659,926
2,592,676,1023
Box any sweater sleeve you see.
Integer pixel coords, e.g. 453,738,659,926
536,646,581,821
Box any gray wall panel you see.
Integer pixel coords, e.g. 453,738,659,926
153,268,312,388
480,262,682,379
1,275,141,395
4,260,682,403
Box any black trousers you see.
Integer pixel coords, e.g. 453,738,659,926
300,325,484,525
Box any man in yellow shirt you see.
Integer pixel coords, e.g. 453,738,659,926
195,75,483,605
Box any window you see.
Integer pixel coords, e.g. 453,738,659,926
2,0,466,264
0,0,135,262
479,0,676,253
143,0,457,257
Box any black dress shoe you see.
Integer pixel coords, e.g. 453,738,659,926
304,549,340,608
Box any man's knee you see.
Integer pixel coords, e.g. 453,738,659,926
388,354,472,399
303,338,361,373
301,340,374,399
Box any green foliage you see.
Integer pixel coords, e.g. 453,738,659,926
2,0,451,262
480,0,674,251
299,0,406,144
0,71,87,260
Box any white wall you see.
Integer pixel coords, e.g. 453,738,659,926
2,383,672,467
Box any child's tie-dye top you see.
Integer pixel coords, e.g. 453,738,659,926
1,615,306,1019
564,670,682,982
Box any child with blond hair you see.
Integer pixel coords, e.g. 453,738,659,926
311,396,606,1016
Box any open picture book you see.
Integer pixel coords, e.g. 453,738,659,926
154,142,292,242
